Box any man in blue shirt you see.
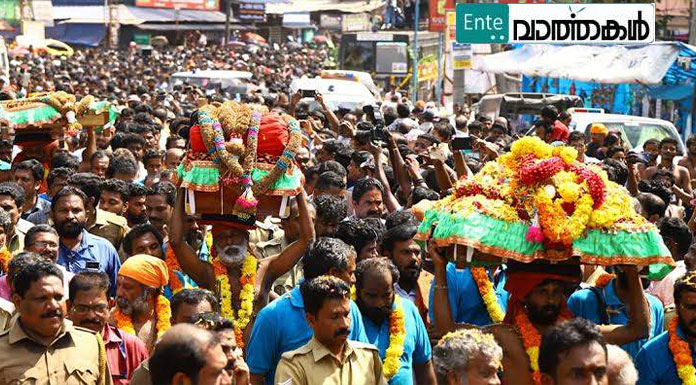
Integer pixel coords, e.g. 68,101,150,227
355,257,436,385
246,237,369,385
429,261,508,332
636,270,696,385
568,269,664,358
53,186,121,297
382,224,431,324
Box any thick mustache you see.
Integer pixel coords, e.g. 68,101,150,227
41,311,62,318
333,329,350,337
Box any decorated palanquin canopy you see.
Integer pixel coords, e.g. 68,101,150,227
0,92,118,137
415,137,674,279
175,101,303,228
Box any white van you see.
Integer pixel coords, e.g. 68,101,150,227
568,108,686,153
320,70,380,98
289,77,377,112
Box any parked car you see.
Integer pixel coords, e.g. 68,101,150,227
567,107,685,153
168,70,254,96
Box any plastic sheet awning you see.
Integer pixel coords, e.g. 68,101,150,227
473,42,689,85
53,5,227,24
266,0,382,14
46,23,104,46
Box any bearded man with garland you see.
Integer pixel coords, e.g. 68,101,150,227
636,270,696,385
110,254,171,352
429,240,651,384
170,187,314,346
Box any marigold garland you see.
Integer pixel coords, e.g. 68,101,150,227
114,293,172,341
471,267,505,323
165,247,184,293
669,317,696,385
515,311,543,385
515,307,572,385
593,273,616,289
0,247,11,275
433,136,657,252
213,253,257,348
383,296,406,380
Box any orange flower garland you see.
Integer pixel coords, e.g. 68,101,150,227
593,273,616,289
213,254,257,348
0,247,11,274
515,309,572,385
383,296,406,379
668,317,696,385
165,247,184,293
515,311,543,385
471,267,505,323
114,294,172,340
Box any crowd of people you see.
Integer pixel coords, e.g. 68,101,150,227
0,39,693,385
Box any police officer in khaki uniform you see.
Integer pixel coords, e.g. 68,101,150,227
67,173,130,251
250,198,314,296
88,208,130,251
275,276,386,385
0,260,111,385
0,298,14,332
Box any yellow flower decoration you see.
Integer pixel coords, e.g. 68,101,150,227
669,317,696,385
552,146,578,165
114,294,171,340
214,253,257,348
383,296,406,380
510,136,552,160
471,267,505,323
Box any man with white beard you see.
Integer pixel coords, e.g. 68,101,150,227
169,187,315,348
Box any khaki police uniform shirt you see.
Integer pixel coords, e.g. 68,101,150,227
249,218,302,296
275,337,387,385
0,299,15,332
8,218,33,254
88,209,130,251
0,318,112,385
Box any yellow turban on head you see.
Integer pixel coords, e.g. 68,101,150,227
590,123,608,136
119,254,169,289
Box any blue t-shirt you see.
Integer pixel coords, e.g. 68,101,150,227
567,282,664,358
635,328,688,385
428,263,508,326
57,230,121,297
246,286,369,385
362,298,431,385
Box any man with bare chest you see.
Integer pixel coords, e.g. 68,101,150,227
678,135,696,190
645,138,693,204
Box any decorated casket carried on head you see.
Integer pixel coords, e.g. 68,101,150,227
175,101,304,228
416,137,675,280
0,91,118,143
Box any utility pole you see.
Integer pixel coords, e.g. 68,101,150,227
690,2,696,134
224,0,233,46
411,0,420,101
690,1,696,45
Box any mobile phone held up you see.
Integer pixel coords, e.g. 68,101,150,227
301,89,316,98
452,136,474,152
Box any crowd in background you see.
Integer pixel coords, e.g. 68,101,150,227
0,41,693,385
